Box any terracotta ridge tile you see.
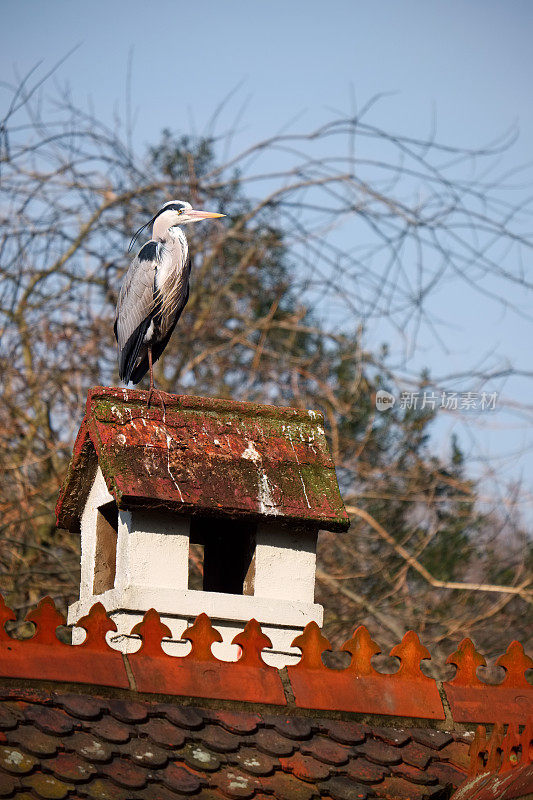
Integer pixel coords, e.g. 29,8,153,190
287,623,445,720
0,596,129,690
126,611,287,706
1,593,530,732
444,639,533,724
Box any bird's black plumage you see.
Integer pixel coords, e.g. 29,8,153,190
137,241,158,262
116,314,153,384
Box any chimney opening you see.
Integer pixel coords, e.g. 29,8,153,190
93,500,118,594
189,517,256,595
188,541,205,591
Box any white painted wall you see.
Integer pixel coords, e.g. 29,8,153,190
115,509,190,591
254,523,318,603
79,467,113,600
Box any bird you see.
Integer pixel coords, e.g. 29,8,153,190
114,200,224,404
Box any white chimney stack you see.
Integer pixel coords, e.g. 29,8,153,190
57,387,349,667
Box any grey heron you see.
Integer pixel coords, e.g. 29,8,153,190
115,200,224,403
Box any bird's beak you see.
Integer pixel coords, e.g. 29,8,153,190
185,209,225,222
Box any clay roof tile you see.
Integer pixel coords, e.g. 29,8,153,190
55,387,350,533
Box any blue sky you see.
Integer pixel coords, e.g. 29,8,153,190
2,0,531,155
2,0,533,506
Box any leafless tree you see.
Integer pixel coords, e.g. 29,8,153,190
0,67,531,664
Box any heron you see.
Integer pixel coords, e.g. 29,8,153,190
114,200,225,404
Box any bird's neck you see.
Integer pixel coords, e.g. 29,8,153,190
167,225,186,244
153,215,185,243
154,225,188,274
152,222,185,251
164,226,187,254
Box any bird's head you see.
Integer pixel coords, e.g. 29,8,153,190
128,200,225,252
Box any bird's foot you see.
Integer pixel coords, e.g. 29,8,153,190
146,387,166,417
157,390,166,418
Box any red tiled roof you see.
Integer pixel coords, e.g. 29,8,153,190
55,387,350,533
450,720,533,799
0,597,531,724
0,595,531,798
450,764,533,800
0,688,472,799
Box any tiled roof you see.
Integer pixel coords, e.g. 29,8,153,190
0,688,472,799
450,720,533,799
450,764,533,800
1,597,531,725
55,387,350,533
0,595,531,798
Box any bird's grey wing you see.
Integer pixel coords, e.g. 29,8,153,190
151,255,191,368
114,242,158,381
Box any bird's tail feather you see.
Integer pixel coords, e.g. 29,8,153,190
129,356,149,385
119,318,151,384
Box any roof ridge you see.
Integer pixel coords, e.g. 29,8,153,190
87,385,324,423
0,594,530,726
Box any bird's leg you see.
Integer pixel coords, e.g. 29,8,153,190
157,389,166,418
146,345,166,416
146,345,154,408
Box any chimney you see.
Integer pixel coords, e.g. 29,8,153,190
56,387,349,666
